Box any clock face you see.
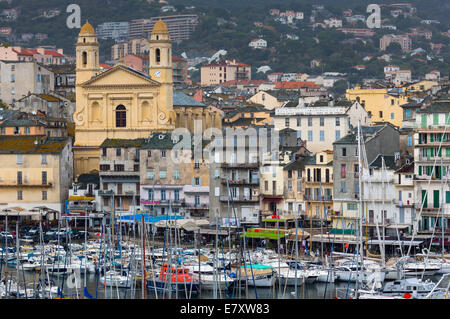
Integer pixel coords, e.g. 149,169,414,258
154,70,161,78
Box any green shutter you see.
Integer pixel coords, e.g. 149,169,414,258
422,190,428,208
422,115,427,128
446,148,450,157
438,148,442,157
446,191,450,204
419,166,422,175
433,114,439,125
446,113,450,125
430,134,434,142
434,190,440,208
419,134,422,144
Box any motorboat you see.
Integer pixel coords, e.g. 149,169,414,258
146,264,199,294
100,270,132,288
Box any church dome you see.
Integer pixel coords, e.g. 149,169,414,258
152,21,169,35
79,21,96,35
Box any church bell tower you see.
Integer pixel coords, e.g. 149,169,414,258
149,21,173,109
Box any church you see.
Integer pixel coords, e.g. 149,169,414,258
73,21,179,177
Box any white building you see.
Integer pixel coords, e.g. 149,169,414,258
324,18,343,28
249,39,267,49
96,22,130,40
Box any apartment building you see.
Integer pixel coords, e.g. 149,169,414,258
129,15,199,42
0,136,73,218
98,139,144,216
380,34,412,52
0,61,54,105
413,98,450,232
332,124,400,234
201,60,251,86
272,99,368,153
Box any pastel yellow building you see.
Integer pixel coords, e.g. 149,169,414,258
0,136,73,219
73,21,176,177
346,86,409,127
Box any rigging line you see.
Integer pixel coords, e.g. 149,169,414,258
407,114,450,257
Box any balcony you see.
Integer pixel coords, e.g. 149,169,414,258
219,196,259,203
221,162,259,169
303,195,333,202
99,170,140,177
0,182,53,188
221,178,259,185
185,203,209,210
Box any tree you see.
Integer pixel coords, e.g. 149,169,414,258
332,79,349,97
386,42,403,55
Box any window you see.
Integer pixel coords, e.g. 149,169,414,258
42,171,47,185
11,74,14,83
160,189,166,201
102,148,107,157
134,164,139,172
297,117,301,126
160,170,166,179
82,51,87,66
42,191,47,201
288,170,293,179
336,130,341,140
0,128,4,135
100,164,110,171
354,164,359,178
407,136,413,146
320,117,324,126
115,105,126,127
308,130,313,141
147,150,152,157
265,180,268,191
335,118,340,126
285,118,290,127
341,164,346,178
297,181,302,193
308,117,313,126
174,170,180,180
320,130,325,141
320,155,324,163
391,99,395,105
195,195,200,206
116,148,121,156
406,109,411,118
17,154,23,164
155,48,161,63
347,203,357,210
288,180,293,191
148,189,154,200
340,181,346,193
342,148,347,157
14,127,20,135
17,190,22,200
379,111,383,118
194,162,200,169
147,170,154,179
195,177,200,185
114,164,124,171
174,190,180,202
17,171,22,185
41,154,47,164
391,113,395,119
161,150,166,158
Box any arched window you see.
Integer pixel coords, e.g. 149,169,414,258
82,51,87,66
155,48,160,64
116,105,126,127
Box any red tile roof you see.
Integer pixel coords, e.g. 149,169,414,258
275,81,320,89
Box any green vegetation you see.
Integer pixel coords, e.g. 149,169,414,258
0,0,448,81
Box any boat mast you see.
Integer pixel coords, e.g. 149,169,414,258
356,121,364,295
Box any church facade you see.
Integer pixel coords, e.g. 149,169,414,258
73,21,176,177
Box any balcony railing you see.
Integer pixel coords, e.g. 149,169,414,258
221,178,259,185
0,182,53,188
219,196,259,203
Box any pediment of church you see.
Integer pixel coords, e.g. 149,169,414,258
80,65,161,88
